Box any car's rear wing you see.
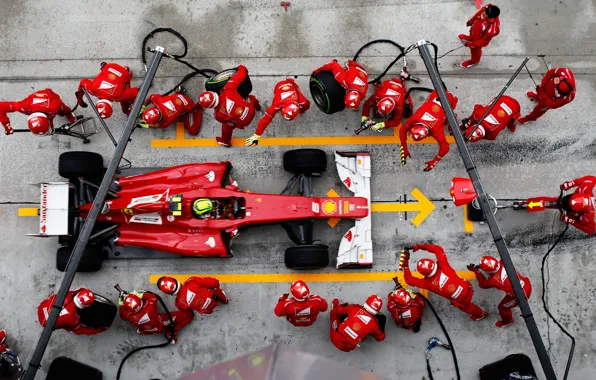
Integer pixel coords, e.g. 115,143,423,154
334,152,373,268
26,182,70,237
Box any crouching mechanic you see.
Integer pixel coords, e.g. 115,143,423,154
198,65,261,147
312,59,368,110
468,256,532,328
402,244,488,320
329,295,386,352
518,68,576,124
387,281,426,332
158,276,229,315
119,288,194,344
458,4,500,68
274,280,328,327
361,76,412,133
0,89,78,136
399,90,458,171
37,288,106,335
246,79,310,146
462,95,520,142
76,62,139,119
140,89,203,135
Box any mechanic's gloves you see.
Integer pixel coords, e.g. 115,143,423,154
370,122,385,132
400,145,410,166
466,263,479,272
560,212,575,225
245,134,261,147
75,91,88,108
279,293,289,302
409,245,423,252
137,105,150,128
560,181,575,190
361,116,369,123
398,250,410,271
2,122,14,135
423,159,438,172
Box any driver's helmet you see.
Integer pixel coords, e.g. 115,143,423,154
193,198,214,216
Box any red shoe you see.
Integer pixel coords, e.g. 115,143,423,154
0,330,5,345
460,60,478,68
470,311,488,321
458,34,470,42
517,117,532,125
165,332,178,344
495,320,514,328
215,137,231,147
526,91,538,101
219,290,229,304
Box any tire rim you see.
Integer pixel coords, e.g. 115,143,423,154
311,84,328,108
212,70,236,82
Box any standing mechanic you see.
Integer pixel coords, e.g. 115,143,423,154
312,59,369,110
387,284,426,332
198,65,261,147
246,78,310,146
0,89,78,136
140,89,203,135
462,95,520,142
119,288,194,344
37,288,106,335
399,90,458,172
76,62,138,119
518,68,576,124
401,244,488,320
157,276,229,315
274,280,328,327
329,295,386,352
458,4,501,68
467,256,532,327
361,76,413,132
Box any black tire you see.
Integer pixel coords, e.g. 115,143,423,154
58,151,104,180
283,149,327,175
56,245,103,272
46,357,103,380
285,245,329,270
78,294,117,329
205,68,252,98
309,71,346,114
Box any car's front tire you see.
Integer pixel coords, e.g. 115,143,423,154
283,149,327,175
285,245,329,269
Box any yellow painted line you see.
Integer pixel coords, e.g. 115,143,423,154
149,271,476,284
175,122,185,140
463,204,474,233
18,208,39,217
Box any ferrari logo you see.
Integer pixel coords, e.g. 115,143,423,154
123,208,133,215
528,201,543,209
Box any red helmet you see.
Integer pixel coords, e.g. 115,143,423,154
123,293,143,313
376,97,396,116
363,294,383,315
390,288,412,307
417,258,437,277
198,91,219,108
466,125,485,142
142,107,161,125
157,276,181,295
281,102,300,121
345,90,363,110
290,280,310,301
96,100,113,119
479,255,500,273
569,193,592,213
27,113,51,136
74,289,95,309
410,124,429,141
557,79,572,95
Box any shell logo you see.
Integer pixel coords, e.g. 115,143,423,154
352,322,361,331
235,107,244,116
497,109,505,117
175,98,183,105
357,159,362,165
431,104,440,113
281,85,290,90
359,254,364,259
322,200,336,215
108,73,116,80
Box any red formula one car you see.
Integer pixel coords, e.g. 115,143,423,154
31,149,373,272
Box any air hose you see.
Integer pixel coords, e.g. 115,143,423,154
353,39,407,84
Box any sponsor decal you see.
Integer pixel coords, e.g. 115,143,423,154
296,307,311,316
130,214,162,225
420,112,437,122
312,202,320,213
235,107,244,116
322,200,336,215
123,208,133,215
225,98,235,114
138,313,150,324
485,115,499,125
164,100,177,115
344,230,353,242
186,290,196,305
175,98,183,106
40,184,48,233
386,89,400,96
281,85,290,91
343,201,349,214
352,77,366,86
343,177,352,188
400,310,412,318
439,273,449,289
167,215,175,222
205,171,215,182
256,198,262,203
447,284,455,293
280,91,295,100
108,73,117,80
499,267,508,282
349,204,355,211
128,189,169,208
32,97,49,106
344,326,359,339
205,237,216,248
178,95,189,105
98,81,116,95
497,109,506,117
500,103,513,115
43,307,49,321
451,285,463,299
431,104,441,113
107,67,123,77
352,322,361,332
239,107,249,120
201,298,212,310
357,314,372,324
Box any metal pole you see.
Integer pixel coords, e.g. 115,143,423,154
465,58,529,141
21,46,164,380
82,87,118,146
416,41,558,380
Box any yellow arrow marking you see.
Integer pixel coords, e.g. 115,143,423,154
528,201,542,209
18,208,39,217
326,189,341,227
371,188,435,227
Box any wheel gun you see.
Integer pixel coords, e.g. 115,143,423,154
425,337,452,359
354,118,376,135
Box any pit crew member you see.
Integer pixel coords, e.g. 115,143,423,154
329,295,386,352
140,89,203,135
157,276,229,315
361,77,413,132
37,288,106,335
274,280,328,327
518,68,576,124
312,59,369,110
458,4,501,68
462,95,520,142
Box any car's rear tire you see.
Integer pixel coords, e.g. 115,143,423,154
205,68,253,98
46,357,103,380
77,294,117,329
56,245,103,272
285,245,329,270
58,151,104,180
309,71,346,114
283,149,327,175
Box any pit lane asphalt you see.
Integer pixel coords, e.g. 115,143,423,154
1,1,595,379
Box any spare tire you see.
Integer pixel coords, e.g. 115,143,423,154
283,149,327,175
56,245,103,272
285,245,329,270
310,71,346,114
58,151,104,180
205,68,252,98
78,294,117,329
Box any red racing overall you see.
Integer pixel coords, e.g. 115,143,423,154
464,95,521,141
461,3,500,65
387,292,426,331
174,277,229,314
518,68,576,123
313,60,369,105
255,79,310,135
274,294,328,327
77,62,138,115
37,289,105,335
146,93,202,135
329,301,385,352
362,78,412,128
